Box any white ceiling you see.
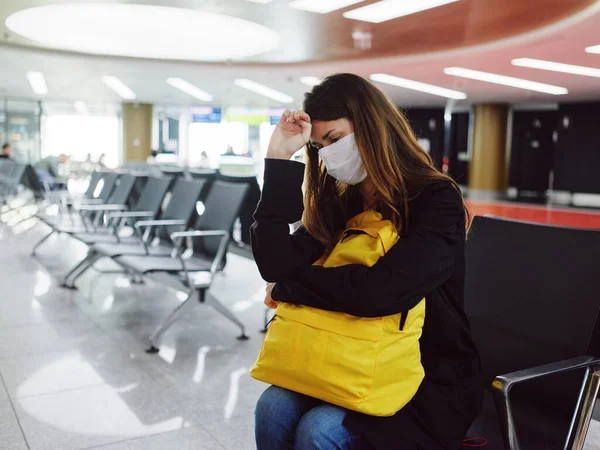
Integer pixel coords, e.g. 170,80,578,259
1,0,600,108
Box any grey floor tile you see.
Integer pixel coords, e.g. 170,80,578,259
0,319,97,359
0,400,28,450
84,425,224,450
13,382,189,450
0,336,147,398
0,374,9,403
203,412,256,450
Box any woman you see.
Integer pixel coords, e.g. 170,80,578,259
251,73,482,450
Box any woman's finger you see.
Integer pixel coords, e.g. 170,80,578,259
295,110,311,123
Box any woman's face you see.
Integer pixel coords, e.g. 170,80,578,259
309,118,354,150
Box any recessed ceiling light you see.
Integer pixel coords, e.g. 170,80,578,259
6,4,279,61
26,71,48,95
73,101,90,115
585,45,600,54
512,58,600,78
300,76,322,86
234,79,294,103
443,67,568,95
344,0,460,23
289,0,366,14
102,76,136,100
370,73,467,100
167,78,214,102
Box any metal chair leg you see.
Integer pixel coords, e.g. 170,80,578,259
31,229,56,256
567,369,600,450
61,251,101,288
146,289,195,353
205,290,249,341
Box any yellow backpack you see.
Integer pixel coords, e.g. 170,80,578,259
251,210,426,417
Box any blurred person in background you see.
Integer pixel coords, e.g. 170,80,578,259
199,150,210,168
98,153,107,168
1,143,12,159
35,154,68,190
146,149,159,164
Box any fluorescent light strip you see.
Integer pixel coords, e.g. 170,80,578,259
73,100,90,115
370,73,467,100
585,45,600,54
289,0,366,14
102,76,136,100
26,71,48,95
167,78,213,102
300,76,322,86
344,0,459,23
443,67,568,95
512,58,600,78
234,79,294,103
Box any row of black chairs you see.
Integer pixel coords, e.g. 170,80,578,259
28,169,251,352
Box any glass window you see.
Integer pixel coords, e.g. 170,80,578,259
41,114,120,168
188,121,248,168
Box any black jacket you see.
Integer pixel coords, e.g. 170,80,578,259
251,159,482,449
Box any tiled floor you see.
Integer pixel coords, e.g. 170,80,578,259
0,216,267,450
2,209,600,449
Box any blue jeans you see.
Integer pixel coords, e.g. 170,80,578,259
255,386,374,450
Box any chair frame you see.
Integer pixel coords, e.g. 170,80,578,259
492,355,600,450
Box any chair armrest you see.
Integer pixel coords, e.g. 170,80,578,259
170,229,230,274
77,204,128,212
106,211,154,220
70,198,104,209
133,219,187,254
493,356,600,392
492,356,600,450
170,230,228,240
134,219,187,229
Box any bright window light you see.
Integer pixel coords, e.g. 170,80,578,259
443,67,568,95
585,45,600,54
102,76,136,100
289,0,367,14
41,114,120,167
73,101,90,115
512,58,600,78
344,0,459,23
300,76,322,86
370,73,467,100
26,71,48,95
166,78,213,102
234,79,294,103
6,4,280,61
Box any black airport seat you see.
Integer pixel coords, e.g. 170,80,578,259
464,216,600,449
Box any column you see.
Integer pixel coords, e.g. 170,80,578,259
468,104,509,200
122,103,153,161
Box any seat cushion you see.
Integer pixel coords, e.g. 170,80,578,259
115,254,213,274
92,242,173,258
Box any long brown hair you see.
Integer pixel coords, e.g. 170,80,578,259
302,73,469,250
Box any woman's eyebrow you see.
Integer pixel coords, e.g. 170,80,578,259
322,129,335,141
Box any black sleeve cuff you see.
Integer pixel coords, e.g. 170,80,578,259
258,159,306,223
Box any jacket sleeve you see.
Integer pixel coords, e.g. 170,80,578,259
250,159,324,282
272,182,465,318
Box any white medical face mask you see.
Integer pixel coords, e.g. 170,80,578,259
318,133,367,185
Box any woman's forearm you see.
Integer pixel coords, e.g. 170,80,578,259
251,159,324,282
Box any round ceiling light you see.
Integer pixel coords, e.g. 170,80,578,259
5,3,280,61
